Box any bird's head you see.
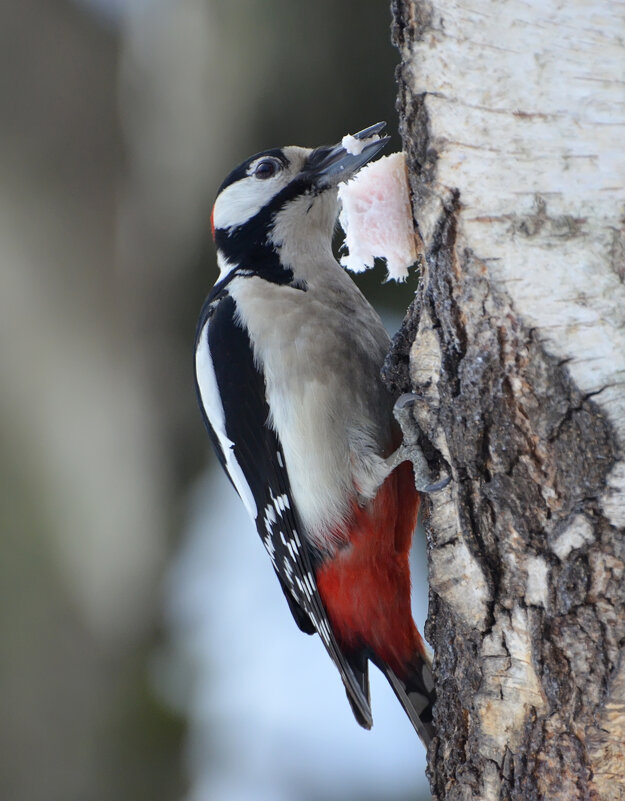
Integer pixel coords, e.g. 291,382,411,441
210,123,389,285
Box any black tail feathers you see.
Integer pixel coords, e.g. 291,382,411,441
342,649,435,744
344,651,372,729
382,651,435,746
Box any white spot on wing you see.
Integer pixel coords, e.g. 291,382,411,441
273,493,290,512
195,321,257,519
263,533,276,565
264,504,277,527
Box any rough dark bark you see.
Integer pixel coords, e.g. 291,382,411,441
387,1,625,799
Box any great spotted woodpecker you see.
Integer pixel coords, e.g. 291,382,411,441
195,122,436,744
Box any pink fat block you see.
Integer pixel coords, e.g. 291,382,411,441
338,151,417,282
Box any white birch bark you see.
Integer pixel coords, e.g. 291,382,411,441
387,1,625,798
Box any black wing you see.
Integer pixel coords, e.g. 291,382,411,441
194,289,372,727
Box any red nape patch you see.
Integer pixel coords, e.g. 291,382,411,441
316,461,424,677
210,206,216,238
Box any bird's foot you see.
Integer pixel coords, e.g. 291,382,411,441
387,393,451,493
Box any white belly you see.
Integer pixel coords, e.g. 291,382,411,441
229,274,394,548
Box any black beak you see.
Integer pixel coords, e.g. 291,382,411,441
305,122,390,186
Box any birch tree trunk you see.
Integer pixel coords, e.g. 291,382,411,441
386,2,625,799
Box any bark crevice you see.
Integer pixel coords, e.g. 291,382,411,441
382,127,622,801
388,4,625,795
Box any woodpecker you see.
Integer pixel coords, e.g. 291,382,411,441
195,122,436,744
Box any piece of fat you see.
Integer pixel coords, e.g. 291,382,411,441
341,133,379,156
338,151,417,281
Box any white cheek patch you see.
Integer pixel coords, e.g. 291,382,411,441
212,176,282,232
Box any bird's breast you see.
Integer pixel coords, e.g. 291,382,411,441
228,274,395,550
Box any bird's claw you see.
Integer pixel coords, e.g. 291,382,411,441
420,474,452,494
392,393,451,494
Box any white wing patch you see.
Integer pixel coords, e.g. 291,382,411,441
195,320,257,519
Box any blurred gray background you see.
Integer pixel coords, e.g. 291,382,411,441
0,1,428,799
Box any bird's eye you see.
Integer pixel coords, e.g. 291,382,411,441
254,158,280,180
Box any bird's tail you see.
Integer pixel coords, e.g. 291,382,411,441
382,650,435,746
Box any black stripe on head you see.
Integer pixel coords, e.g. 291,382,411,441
217,149,290,194
214,175,311,287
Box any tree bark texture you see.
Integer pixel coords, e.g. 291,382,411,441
387,2,625,799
